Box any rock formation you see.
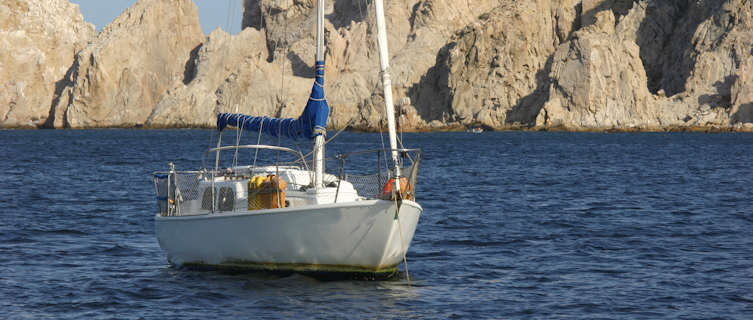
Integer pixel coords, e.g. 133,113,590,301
412,0,572,129
0,0,94,128
536,0,753,130
730,57,753,125
47,0,203,128
145,27,305,127
150,0,499,130
3,0,753,131
536,9,670,129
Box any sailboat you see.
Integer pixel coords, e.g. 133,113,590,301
152,0,422,279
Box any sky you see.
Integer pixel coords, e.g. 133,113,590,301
69,0,243,35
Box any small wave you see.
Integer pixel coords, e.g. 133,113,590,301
28,228,88,236
2,235,35,244
99,244,147,258
432,238,524,248
409,249,454,259
124,286,172,301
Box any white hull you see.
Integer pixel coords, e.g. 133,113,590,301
152,0,423,278
155,199,421,275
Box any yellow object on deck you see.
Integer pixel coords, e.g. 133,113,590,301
248,175,266,210
248,175,287,210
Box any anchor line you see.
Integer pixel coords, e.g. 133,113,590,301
394,194,410,284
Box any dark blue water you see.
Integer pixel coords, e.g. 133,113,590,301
2,130,752,319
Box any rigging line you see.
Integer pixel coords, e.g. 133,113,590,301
394,193,411,285
208,123,217,167
231,0,239,32
224,1,230,32
279,3,289,108
233,114,245,168
373,59,389,168
266,4,277,60
379,117,388,169
396,134,406,159
398,104,404,150
357,0,364,21
276,123,282,208
209,93,223,166
292,139,310,172
251,121,263,174
294,150,313,165
233,104,240,167
324,117,357,145
290,115,355,167
224,0,234,33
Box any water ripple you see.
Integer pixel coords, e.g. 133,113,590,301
2,131,753,318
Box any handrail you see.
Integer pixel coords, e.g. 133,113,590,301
153,146,422,216
201,144,307,170
334,148,420,170
206,144,302,155
153,170,203,175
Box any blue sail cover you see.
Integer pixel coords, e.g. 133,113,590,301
217,61,329,140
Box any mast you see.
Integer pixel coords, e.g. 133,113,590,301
374,0,401,178
313,0,326,190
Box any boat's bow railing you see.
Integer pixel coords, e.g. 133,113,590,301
330,148,421,201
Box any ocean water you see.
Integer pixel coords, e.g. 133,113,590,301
2,130,752,319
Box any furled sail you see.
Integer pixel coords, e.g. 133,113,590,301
216,61,329,140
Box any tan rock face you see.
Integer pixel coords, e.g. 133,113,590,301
146,27,309,127
48,0,204,128
316,0,498,129
234,0,753,131
168,0,499,130
0,0,94,128
3,0,752,131
537,10,661,129
581,0,635,27
412,0,566,129
729,55,753,123
534,0,753,130
680,0,753,122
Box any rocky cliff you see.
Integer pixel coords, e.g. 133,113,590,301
537,0,753,130
0,0,94,128
3,0,753,131
412,0,571,129
47,0,203,128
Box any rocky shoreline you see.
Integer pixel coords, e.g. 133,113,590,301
2,0,752,132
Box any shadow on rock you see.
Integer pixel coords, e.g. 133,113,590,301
505,55,554,127
636,1,718,95
698,75,737,108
